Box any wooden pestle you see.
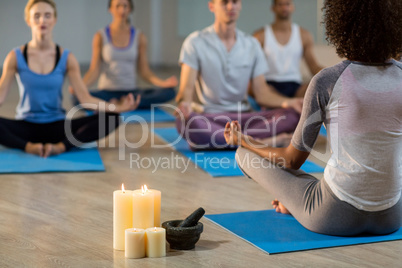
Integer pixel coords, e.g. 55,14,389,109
177,207,205,227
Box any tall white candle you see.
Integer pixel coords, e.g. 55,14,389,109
145,227,166,258
132,185,154,229
125,228,145,259
149,189,161,227
113,184,133,250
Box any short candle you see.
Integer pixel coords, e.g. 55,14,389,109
125,228,145,259
145,227,166,258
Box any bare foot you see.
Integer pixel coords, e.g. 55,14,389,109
44,142,66,158
272,199,291,214
25,142,44,157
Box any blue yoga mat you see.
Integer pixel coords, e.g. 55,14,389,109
87,107,175,123
153,128,324,177
205,210,402,254
319,125,327,137
0,144,105,174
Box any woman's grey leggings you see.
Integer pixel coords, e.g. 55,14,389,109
236,147,401,236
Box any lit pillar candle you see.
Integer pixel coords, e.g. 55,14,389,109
113,184,133,250
125,228,145,259
149,189,161,227
132,185,154,229
145,227,166,257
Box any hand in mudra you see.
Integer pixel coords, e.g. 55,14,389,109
224,121,244,146
114,93,141,113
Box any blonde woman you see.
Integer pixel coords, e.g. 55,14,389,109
0,0,139,157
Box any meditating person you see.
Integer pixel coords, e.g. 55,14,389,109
252,0,324,99
0,0,140,158
70,0,178,109
224,0,402,236
176,0,303,150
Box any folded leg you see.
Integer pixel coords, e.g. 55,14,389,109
0,117,37,150
79,88,176,109
236,147,401,236
37,113,121,150
176,108,299,150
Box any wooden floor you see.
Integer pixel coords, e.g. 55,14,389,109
1,67,401,267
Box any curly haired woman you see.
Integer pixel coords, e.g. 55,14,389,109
224,0,402,236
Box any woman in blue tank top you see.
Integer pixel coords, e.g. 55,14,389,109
69,0,178,109
0,0,140,157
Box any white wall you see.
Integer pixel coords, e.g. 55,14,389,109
0,0,326,68
152,0,326,67
0,0,31,63
177,0,320,40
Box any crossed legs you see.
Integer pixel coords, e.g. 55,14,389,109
176,108,300,150
0,113,120,157
235,147,402,236
71,88,176,109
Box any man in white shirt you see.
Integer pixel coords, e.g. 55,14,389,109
253,0,324,98
176,0,303,150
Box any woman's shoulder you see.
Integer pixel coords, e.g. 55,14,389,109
65,50,80,71
56,45,70,56
95,27,108,42
313,61,351,82
2,49,18,68
6,46,23,63
94,31,103,39
9,45,25,56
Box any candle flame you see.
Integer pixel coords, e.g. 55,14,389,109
154,227,157,232
122,183,125,193
141,185,148,194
